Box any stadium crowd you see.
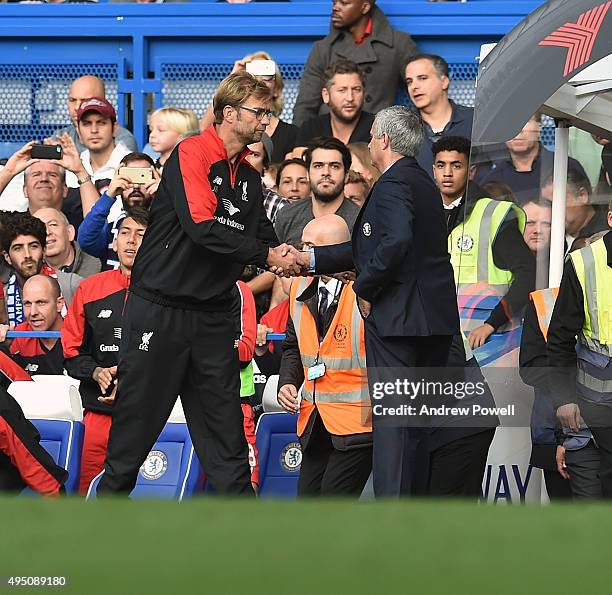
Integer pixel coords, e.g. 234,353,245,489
1,0,612,500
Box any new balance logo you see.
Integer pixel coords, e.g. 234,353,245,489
139,331,153,351
539,1,611,76
25,363,39,372
98,310,113,318
222,198,241,216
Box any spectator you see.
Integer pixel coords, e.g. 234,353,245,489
274,137,359,248
148,107,199,170
54,75,137,154
200,51,297,162
278,214,372,496
0,141,91,231
1,212,81,327
344,169,369,208
0,275,65,376
62,207,148,494
295,60,374,149
433,136,535,349
347,141,380,186
33,208,101,278
243,135,283,318
522,200,552,255
542,166,609,253
405,54,473,176
78,152,158,270
481,180,516,204
478,112,588,205
292,0,417,126
73,97,132,215
276,158,310,203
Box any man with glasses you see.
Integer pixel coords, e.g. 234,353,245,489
97,71,298,497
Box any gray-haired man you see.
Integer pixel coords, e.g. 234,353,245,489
289,106,459,497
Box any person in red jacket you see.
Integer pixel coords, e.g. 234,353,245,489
0,275,65,376
0,380,67,495
62,207,148,494
231,280,260,490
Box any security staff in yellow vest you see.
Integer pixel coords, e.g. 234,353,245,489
548,208,612,498
278,215,372,496
425,136,535,497
432,136,536,349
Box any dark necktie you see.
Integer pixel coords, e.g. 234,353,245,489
318,286,329,334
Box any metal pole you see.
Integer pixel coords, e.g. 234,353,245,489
548,120,569,288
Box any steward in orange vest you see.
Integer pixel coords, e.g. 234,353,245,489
279,275,372,496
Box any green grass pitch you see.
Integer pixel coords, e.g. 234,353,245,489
1,498,610,594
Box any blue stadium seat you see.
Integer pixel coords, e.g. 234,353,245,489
87,399,202,500
8,378,85,494
255,412,301,498
30,419,84,494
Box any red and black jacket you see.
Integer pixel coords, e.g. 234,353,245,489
8,322,65,376
61,269,130,414
0,384,67,495
130,125,279,310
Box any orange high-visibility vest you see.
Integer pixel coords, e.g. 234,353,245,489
289,277,371,437
530,287,560,341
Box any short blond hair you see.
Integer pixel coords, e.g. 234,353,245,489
242,50,285,116
150,107,199,137
213,71,272,124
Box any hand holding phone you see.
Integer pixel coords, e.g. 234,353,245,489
119,167,153,184
30,144,63,160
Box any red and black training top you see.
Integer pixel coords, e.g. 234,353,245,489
130,125,279,310
62,269,130,414
0,384,67,495
9,321,65,376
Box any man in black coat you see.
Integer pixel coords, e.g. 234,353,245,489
288,106,459,497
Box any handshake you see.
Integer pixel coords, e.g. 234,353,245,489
266,244,310,277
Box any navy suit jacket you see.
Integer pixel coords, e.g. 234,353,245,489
314,156,459,338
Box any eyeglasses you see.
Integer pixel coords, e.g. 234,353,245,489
237,105,273,121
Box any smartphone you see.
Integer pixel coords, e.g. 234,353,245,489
246,59,276,77
119,167,153,184
31,144,62,160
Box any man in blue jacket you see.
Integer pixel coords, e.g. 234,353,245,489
288,106,459,497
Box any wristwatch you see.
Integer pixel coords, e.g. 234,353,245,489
77,173,92,186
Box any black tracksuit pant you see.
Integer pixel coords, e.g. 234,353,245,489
98,293,252,495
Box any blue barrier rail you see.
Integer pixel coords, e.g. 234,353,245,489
6,330,288,341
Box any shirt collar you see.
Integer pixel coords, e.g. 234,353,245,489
354,16,373,45
443,196,463,210
317,277,341,299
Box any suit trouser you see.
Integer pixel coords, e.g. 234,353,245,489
565,441,602,500
543,469,572,501
364,321,452,498
297,414,372,497
428,429,495,498
578,399,612,499
98,293,252,496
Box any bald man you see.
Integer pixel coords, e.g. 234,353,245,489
53,75,137,153
34,208,101,278
0,275,65,375
278,214,372,497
